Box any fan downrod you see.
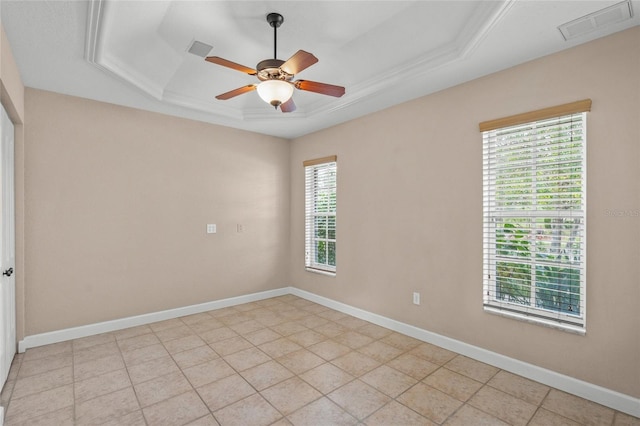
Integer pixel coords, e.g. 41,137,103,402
266,13,284,60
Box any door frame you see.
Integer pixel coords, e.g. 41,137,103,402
0,102,17,391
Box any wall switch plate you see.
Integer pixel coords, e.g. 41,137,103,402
413,292,420,305
207,224,216,234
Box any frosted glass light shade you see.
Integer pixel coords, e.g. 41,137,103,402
257,80,294,107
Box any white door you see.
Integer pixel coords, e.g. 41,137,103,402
0,104,16,386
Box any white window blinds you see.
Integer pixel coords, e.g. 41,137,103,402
304,156,337,274
482,101,590,331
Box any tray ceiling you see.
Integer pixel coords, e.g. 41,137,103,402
2,1,638,138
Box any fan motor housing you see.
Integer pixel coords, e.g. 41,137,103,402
256,59,293,81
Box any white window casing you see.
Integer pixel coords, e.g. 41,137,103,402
304,156,337,275
481,100,590,333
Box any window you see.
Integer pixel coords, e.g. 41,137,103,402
481,100,591,332
304,156,337,274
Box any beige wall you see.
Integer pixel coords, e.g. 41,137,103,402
24,89,290,335
291,27,640,398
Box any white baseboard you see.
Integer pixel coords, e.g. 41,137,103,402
289,287,640,418
17,287,289,353
16,286,639,418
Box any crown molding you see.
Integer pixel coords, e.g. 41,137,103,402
84,0,105,63
85,0,164,101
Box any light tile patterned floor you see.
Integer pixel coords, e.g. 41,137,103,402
1,295,638,425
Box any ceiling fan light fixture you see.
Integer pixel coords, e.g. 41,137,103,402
257,80,294,108
206,12,344,112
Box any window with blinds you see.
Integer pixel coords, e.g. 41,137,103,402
481,100,590,331
304,156,337,275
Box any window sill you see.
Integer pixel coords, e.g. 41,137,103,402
305,267,336,277
484,306,586,335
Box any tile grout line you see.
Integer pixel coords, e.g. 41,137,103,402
163,316,222,425
456,366,505,424
223,301,348,423
522,384,551,426
117,333,148,426
142,304,287,424
3,296,636,425
214,317,292,424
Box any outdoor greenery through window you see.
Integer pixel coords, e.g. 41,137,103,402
304,156,337,274
481,100,590,331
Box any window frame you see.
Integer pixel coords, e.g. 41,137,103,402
304,156,337,275
481,100,591,333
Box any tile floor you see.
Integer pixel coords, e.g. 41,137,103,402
1,295,638,425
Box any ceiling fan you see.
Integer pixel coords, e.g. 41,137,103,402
205,12,345,113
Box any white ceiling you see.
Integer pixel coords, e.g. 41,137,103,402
2,1,638,139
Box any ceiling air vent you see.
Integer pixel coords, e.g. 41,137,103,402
558,0,633,40
187,40,213,58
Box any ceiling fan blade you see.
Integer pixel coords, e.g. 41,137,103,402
215,85,257,100
280,50,318,75
205,56,257,75
280,98,296,113
294,80,345,98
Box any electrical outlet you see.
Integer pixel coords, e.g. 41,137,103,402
207,224,216,234
237,224,244,233
413,292,420,305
